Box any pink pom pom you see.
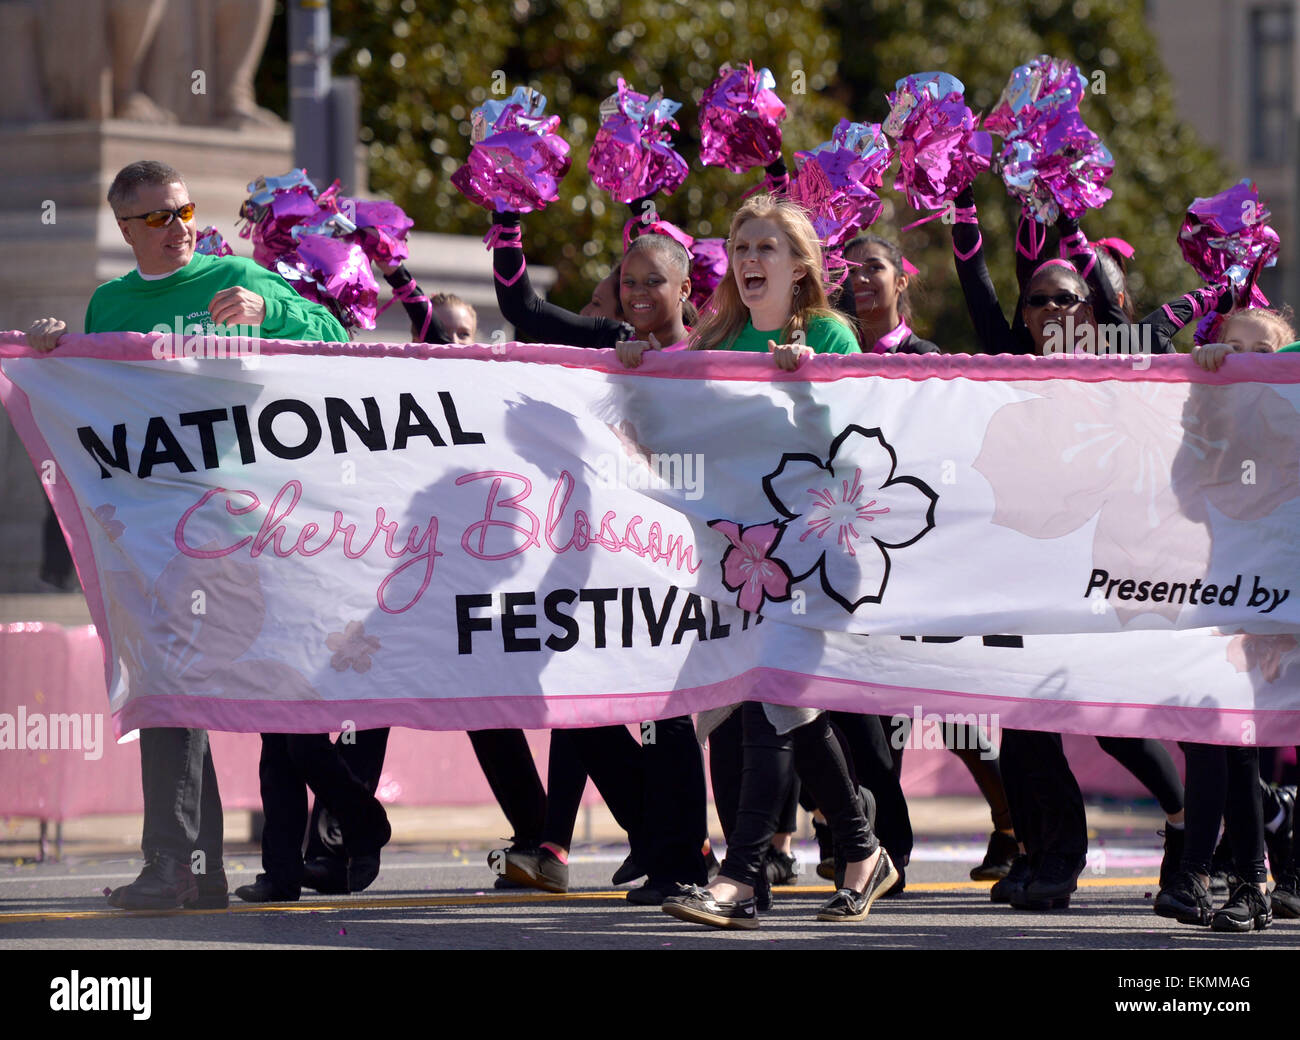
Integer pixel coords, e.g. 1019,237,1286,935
985,57,1114,222
885,72,991,214
589,79,689,203
196,226,233,257
698,63,786,174
280,234,380,331
1179,180,1279,308
451,87,572,213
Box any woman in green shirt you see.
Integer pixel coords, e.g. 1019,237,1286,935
688,193,859,364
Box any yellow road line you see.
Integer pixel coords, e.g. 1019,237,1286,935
0,876,1163,925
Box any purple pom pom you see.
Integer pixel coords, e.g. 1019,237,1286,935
885,72,991,214
589,79,689,203
698,63,786,174
985,57,1114,223
1179,180,1279,308
688,237,729,311
451,86,572,213
790,121,894,247
195,226,233,257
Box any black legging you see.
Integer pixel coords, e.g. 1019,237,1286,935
541,726,643,853
1180,743,1265,883
1096,737,1184,816
710,706,799,842
719,706,876,889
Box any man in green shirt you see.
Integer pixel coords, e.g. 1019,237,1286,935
28,160,358,910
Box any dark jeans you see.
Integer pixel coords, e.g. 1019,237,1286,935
1000,729,1087,864
258,733,390,885
1180,743,1265,882
719,705,876,888
139,727,223,867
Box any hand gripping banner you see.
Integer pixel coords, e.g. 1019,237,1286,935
3,333,1299,745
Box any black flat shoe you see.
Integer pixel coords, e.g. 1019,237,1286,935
662,885,759,930
611,854,645,886
990,854,1031,904
1010,854,1085,911
303,855,349,894
502,847,568,893
234,874,301,903
627,879,695,906
971,831,1019,881
816,850,898,922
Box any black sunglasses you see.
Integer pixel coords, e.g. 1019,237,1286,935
1026,291,1087,308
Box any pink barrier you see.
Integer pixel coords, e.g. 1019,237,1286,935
1,623,1179,823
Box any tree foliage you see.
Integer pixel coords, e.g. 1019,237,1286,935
261,0,1233,349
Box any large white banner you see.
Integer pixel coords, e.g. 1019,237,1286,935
3,332,1299,744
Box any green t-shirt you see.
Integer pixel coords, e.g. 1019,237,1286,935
1278,342,1300,353
84,251,348,341
723,315,860,355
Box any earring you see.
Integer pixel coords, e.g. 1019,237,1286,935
792,283,802,298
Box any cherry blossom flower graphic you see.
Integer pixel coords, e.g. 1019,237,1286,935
1223,631,1299,684
326,620,381,673
710,426,937,614
104,548,319,701
708,520,792,612
91,504,125,542
974,380,1300,623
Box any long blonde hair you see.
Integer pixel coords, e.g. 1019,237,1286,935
689,194,846,351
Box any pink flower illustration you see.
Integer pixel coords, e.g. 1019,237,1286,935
606,419,652,467
974,380,1300,623
709,520,792,612
104,547,319,700
760,426,938,612
326,620,381,673
92,504,125,542
1224,631,1299,684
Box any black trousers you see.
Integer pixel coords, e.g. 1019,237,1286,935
139,727,223,865
1180,743,1265,882
642,715,709,885
467,729,546,846
542,726,644,853
999,729,1087,863
304,728,390,860
258,733,389,885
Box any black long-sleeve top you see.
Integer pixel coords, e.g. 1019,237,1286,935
490,211,634,349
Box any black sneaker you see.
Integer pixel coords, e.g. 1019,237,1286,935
1010,853,1084,911
1158,826,1185,890
763,847,799,886
1154,870,1213,926
662,885,759,930
1211,883,1272,932
1209,836,1236,895
971,831,1019,881
1264,784,1296,881
990,854,1032,904
626,879,694,906
234,873,301,903
1271,874,1300,919
502,846,568,894
816,850,899,921
302,855,349,894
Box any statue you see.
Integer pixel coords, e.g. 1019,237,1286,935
0,0,282,127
